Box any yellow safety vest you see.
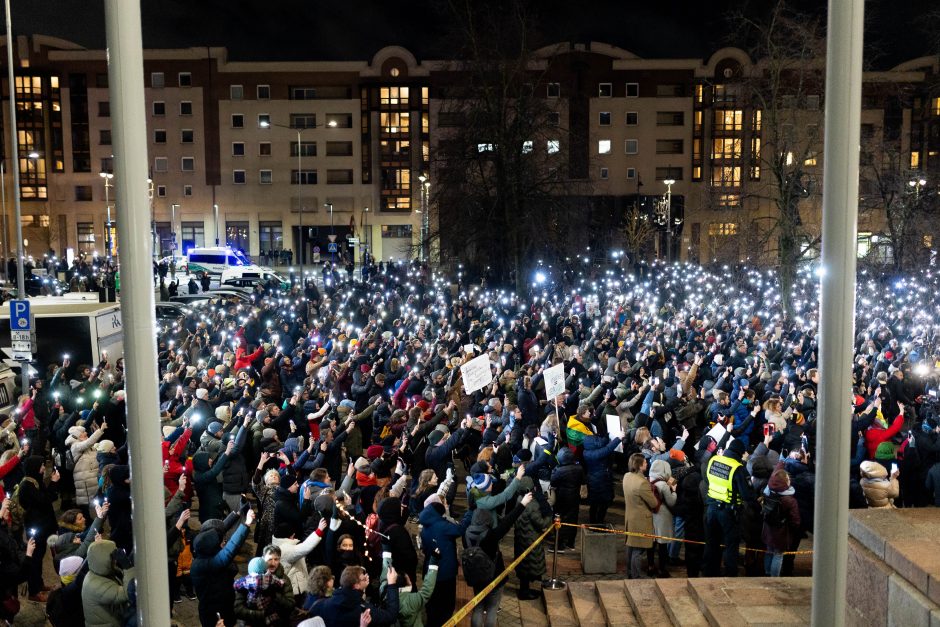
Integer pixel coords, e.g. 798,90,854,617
706,455,743,504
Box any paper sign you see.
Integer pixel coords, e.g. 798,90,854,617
696,422,734,450
606,414,624,452
461,353,493,394
543,363,566,399
464,344,475,354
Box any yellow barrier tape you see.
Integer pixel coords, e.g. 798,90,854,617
442,521,558,627
559,522,813,556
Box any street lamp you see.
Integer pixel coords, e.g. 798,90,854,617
324,202,334,265
418,174,430,262
663,178,675,261
213,203,220,246
261,119,312,283
909,177,927,201
100,172,114,259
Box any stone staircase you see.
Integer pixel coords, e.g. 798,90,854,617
518,577,812,627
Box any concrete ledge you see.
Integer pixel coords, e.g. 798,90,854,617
847,537,892,627
888,573,938,627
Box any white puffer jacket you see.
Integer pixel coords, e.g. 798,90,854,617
272,528,324,595
70,428,105,505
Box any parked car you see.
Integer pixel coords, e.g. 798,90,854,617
159,255,189,275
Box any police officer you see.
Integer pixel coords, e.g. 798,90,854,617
702,438,755,576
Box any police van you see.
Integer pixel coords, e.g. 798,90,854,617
186,247,263,277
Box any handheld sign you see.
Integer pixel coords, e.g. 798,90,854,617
461,353,493,394
543,363,566,399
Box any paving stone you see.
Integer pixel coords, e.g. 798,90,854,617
686,577,811,627
655,578,709,627
596,580,640,627
847,537,892,627
544,586,579,627
623,578,669,627
888,573,936,627
518,597,550,627
567,581,605,626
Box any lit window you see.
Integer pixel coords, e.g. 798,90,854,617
712,166,742,187
932,97,940,116
477,143,495,153
522,140,533,154
258,114,270,128
708,222,738,236
598,140,611,154
804,152,817,166
713,110,743,131
547,140,560,154
911,151,921,169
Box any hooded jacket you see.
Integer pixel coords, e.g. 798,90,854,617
70,426,105,505
81,539,133,627
377,496,418,585
272,528,324,596
550,447,584,507
859,460,899,508
309,583,399,627
105,465,133,552
418,504,468,581
190,523,249,626
649,459,677,543
192,450,230,522
18,456,58,536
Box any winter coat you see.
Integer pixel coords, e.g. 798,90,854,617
418,504,468,581
382,556,436,627
513,494,553,581
550,449,584,509
377,497,418,586
582,434,622,504
191,523,250,627
864,415,904,460
760,487,801,551
70,428,105,505
221,425,250,495
672,468,704,541
623,470,659,549
859,460,899,508
192,450,230,522
649,460,676,544
232,563,295,626
273,486,312,540
105,466,133,552
81,540,133,627
309,584,399,627
272,529,324,595
18,457,58,536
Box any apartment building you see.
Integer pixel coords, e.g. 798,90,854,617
0,36,936,265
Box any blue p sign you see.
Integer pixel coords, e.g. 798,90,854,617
9,300,30,330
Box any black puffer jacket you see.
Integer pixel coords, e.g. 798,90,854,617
550,448,584,508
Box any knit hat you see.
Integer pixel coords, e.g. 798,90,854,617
281,474,298,490
423,493,443,508
874,442,896,460
96,440,116,454
726,439,746,457
469,473,493,492
366,445,384,461
256,410,270,423
768,468,791,492
669,448,687,463
354,457,372,473
262,428,277,440
248,557,267,575
195,388,208,400
58,555,84,578
427,430,445,446
207,421,223,435
65,426,85,445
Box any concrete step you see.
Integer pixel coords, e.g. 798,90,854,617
623,578,670,627
596,580,640,627
544,586,578,627
567,581,606,627
655,579,709,627
518,596,550,627
686,577,812,627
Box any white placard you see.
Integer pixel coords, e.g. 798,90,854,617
606,414,624,452
461,353,493,394
463,343,475,354
543,363,566,399
696,422,733,450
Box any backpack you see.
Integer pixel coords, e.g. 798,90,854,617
8,477,37,534
54,446,75,472
461,543,496,589
760,493,787,528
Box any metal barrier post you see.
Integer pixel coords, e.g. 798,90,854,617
544,514,566,590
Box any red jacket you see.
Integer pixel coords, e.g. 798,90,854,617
17,398,35,432
163,428,192,495
865,414,903,459
234,345,264,371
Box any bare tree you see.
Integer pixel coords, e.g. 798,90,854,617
621,205,656,263
429,0,586,292
716,1,826,317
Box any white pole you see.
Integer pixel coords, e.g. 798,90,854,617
171,203,178,253
6,0,28,395
0,161,7,283
103,1,171,624
297,129,303,283
812,0,864,625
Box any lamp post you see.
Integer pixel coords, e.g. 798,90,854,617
0,161,7,284
418,174,429,262
213,203,219,246
909,177,927,201
260,119,310,283
100,172,114,259
325,202,334,265
663,178,675,261
170,203,179,254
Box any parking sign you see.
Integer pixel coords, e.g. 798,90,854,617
9,300,29,330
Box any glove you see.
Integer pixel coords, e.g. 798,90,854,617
429,546,441,567
445,466,454,481
329,517,342,532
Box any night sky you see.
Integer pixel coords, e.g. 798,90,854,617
11,0,938,68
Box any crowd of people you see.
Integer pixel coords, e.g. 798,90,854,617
0,257,938,627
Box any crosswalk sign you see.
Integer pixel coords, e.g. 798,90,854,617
327,243,338,253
